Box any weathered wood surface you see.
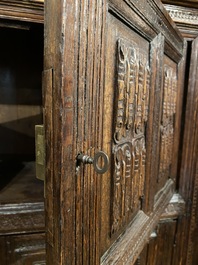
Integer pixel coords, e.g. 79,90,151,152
0,0,44,23
44,0,184,264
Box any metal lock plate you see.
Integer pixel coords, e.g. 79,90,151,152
35,125,45,182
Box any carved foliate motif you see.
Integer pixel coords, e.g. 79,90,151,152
159,65,177,181
111,38,150,234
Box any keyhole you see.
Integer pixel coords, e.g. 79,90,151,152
97,156,105,170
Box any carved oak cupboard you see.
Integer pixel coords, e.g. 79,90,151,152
0,0,198,264
44,0,186,264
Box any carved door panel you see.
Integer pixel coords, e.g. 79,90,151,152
44,0,184,264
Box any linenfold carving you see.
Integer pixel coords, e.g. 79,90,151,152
111,38,150,234
159,65,177,182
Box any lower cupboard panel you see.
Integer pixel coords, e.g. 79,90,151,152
0,233,46,265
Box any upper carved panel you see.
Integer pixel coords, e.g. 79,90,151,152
111,38,150,235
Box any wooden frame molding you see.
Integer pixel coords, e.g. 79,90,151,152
101,180,174,264
163,3,198,38
0,0,44,23
165,4,198,25
0,202,45,235
163,0,198,9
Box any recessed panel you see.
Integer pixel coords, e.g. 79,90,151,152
101,13,150,251
158,55,178,190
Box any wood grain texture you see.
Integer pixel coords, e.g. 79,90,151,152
144,33,164,213
140,220,177,265
182,36,198,265
0,0,44,23
44,0,184,264
101,179,174,265
6,233,46,265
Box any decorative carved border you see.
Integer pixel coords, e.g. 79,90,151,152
165,4,198,25
163,0,198,9
0,0,44,23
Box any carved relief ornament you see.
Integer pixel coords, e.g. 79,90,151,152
111,38,150,234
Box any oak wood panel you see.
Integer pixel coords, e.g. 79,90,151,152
44,0,184,264
101,180,174,265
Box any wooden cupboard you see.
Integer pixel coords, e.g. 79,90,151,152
0,0,197,264
43,0,185,264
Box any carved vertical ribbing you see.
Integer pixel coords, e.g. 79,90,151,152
158,65,177,184
111,38,150,235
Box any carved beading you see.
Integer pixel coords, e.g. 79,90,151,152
111,38,150,235
165,6,198,25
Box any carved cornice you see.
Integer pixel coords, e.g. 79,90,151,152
0,0,44,23
163,0,198,9
165,4,198,25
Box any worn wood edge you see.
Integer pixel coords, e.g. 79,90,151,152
0,0,44,23
144,33,165,213
160,193,186,220
185,38,198,265
109,0,183,62
101,179,174,265
0,202,44,214
147,0,184,62
0,202,45,234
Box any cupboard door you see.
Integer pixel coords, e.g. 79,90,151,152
44,0,184,264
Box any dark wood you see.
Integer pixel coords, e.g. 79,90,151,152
0,0,44,24
179,36,198,265
138,220,177,265
134,27,198,265
0,162,44,235
0,12,45,264
0,24,43,159
6,233,46,265
0,237,6,265
44,0,185,264
1,0,198,264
